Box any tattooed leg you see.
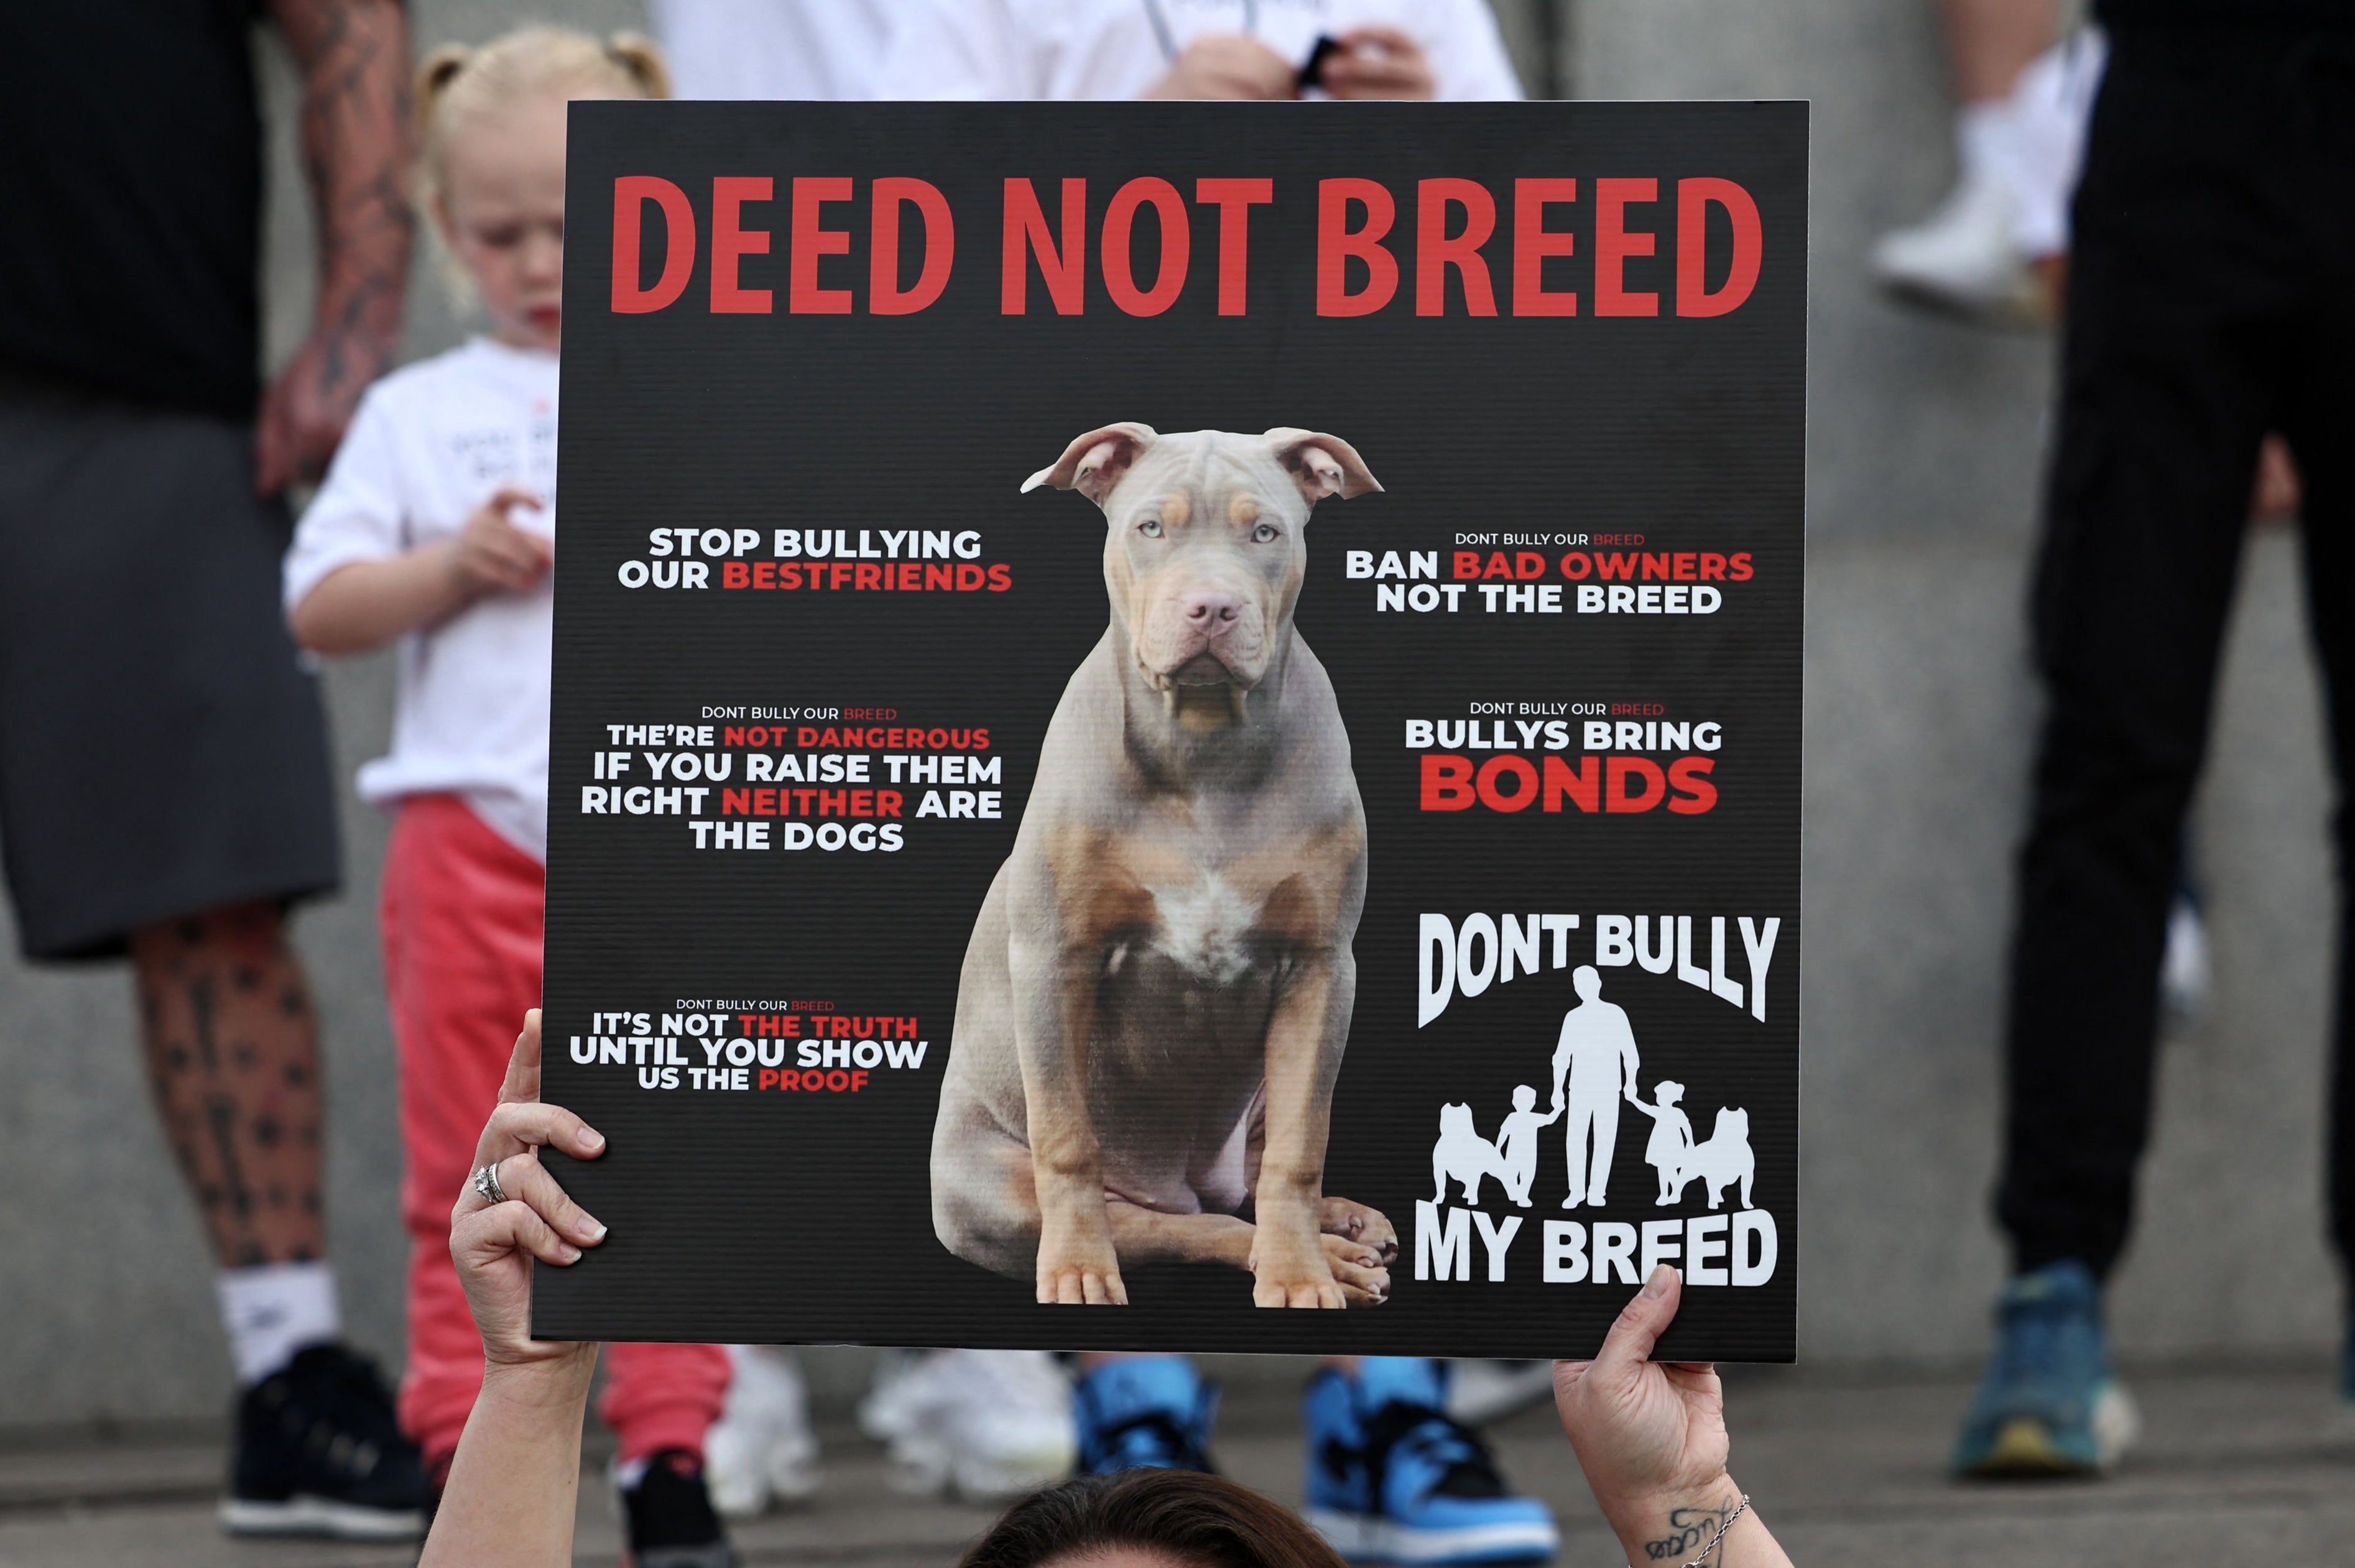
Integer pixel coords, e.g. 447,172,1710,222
129,902,326,1268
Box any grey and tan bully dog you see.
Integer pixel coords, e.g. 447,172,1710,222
930,423,1397,1308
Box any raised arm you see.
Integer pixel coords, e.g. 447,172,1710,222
1554,1268,1794,1567
258,0,414,494
421,1013,611,1568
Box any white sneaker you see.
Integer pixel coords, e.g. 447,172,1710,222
1445,1360,1558,1426
879,1350,1076,1503
858,1348,927,1444
704,1345,821,1519
1871,164,2043,324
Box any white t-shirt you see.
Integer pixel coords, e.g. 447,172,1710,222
649,0,891,101
883,0,1524,103
284,338,560,862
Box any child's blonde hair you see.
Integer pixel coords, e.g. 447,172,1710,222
415,25,669,219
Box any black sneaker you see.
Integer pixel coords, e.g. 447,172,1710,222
621,1449,740,1568
220,1342,428,1540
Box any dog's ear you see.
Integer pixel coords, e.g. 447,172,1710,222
1265,429,1382,503
1022,423,1158,504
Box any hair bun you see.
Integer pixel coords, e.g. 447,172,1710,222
604,32,673,101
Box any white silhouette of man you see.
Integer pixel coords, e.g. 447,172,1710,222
1550,965,1640,1207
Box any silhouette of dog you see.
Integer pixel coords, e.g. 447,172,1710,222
1432,1102,1507,1206
1669,1107,1755,1210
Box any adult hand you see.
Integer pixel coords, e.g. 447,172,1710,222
449,1010,611,1368
1144,34,1298,100
446,487,555,599
1320,26,1437,100
256,320,400,496
1555,1267,1757,1565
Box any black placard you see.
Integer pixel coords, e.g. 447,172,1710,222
540,100,1805,1361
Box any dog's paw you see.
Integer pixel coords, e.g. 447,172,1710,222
1249,1233,1346,1309
1318,1195,1398,1267
1035,1217,1128,1306
1322,1232,1390,1306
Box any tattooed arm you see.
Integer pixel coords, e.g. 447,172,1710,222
1555,1267,1794,1567
258,0,414,495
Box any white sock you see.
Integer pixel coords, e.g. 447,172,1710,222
1955,99,2017,191
216,1261,341,1385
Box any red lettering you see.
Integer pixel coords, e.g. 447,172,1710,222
870,177,955,315
1317,178,1397,317
1606,756,1667,812
1595,552,1638,580
722,788,751,814
1640,552,1670,580
722,560,749,588
754,560,777,588
854,563,882,589
1102,177,1188,316
1512,178,1578,316
1475,755,1538,812
711,176,774,313
1421,754,1476,811
788,176,853,314
1483,552,1514,581
759,1069,779,1091
1672,552,1696,581
1195,178,1272,315
1729,551,1754,581
1676,177,1761,318
612,176,695,313
1595,178,1659,317
1515,551,1545,580
1558,551,1593,579
1453,551,1482,580
957,563,985,590
987,562,1012,591
925,563,953,591
1543,755,1600,813
1667,757,1718,814
1416,178,1497,316
1002,178,1085,315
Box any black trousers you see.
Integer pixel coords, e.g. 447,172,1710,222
1996,27,2355,1280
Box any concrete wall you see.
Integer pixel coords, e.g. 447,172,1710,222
1,0,2339,1432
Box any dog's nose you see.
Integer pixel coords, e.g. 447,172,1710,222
1183,590,1242,635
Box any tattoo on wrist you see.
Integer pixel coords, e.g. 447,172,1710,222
1640,1493,1743,1564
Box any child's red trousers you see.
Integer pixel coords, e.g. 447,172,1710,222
382,793,729,1467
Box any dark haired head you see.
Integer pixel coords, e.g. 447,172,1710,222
958,1470,1348,1568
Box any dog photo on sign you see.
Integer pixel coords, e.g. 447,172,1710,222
929,424,1398,1309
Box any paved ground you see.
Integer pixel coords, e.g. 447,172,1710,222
4,1358,2349,1567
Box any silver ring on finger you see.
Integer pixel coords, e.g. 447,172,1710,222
472,1161,509,1207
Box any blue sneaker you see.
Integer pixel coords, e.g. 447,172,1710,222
1073,1357,1218,1475
1953,1260,2140,1477
1304,1358,1558,1564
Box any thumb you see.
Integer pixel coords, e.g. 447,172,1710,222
1596,1265,1682,1376
499,1010,544,1104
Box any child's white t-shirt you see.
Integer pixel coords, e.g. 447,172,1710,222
882,0,1524,103
284,338,560,862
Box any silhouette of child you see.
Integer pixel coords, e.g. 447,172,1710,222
1629,1080,1694,1204
1493,1085,1562,1207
